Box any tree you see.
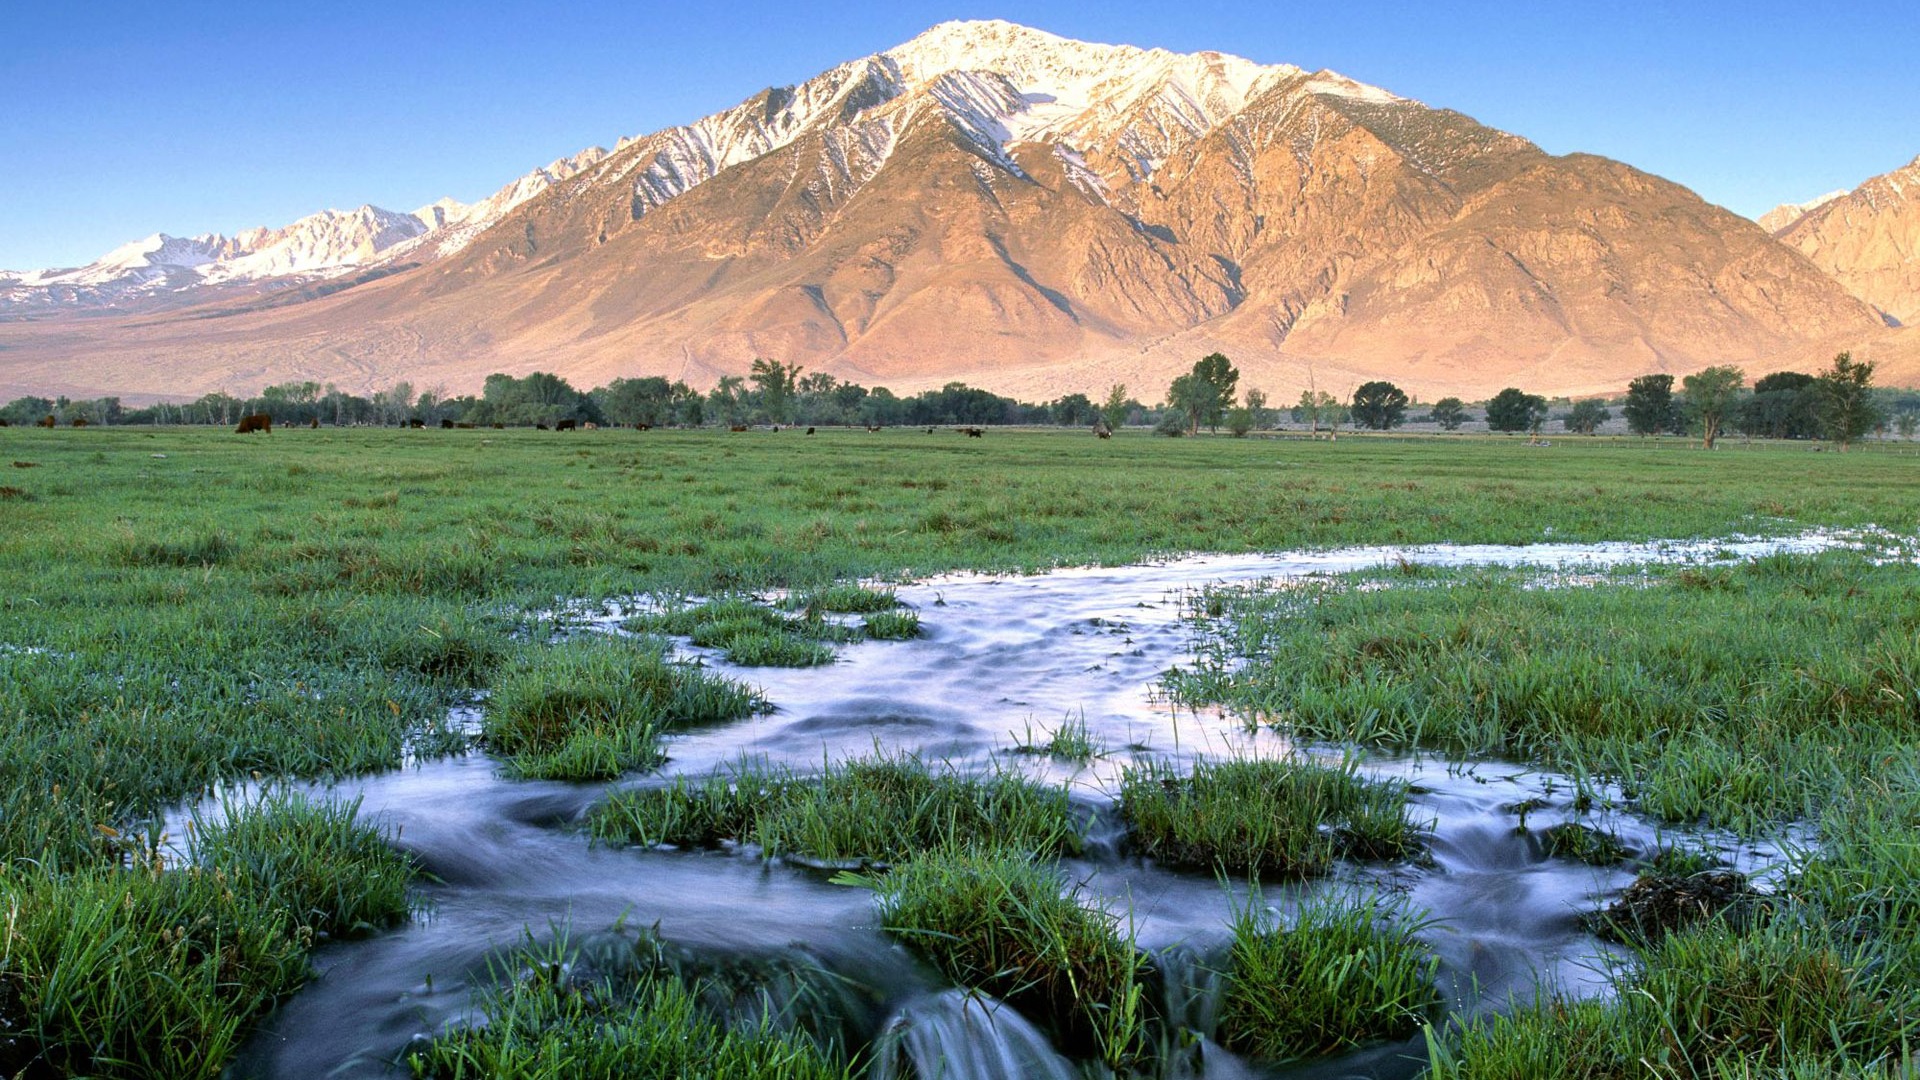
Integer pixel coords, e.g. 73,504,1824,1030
1349,381,1409,430
1485,388,1548,433
1681,365,1745,449
1100,384,1130,432
1817,352,1880,451
1049,393,1095,426
1429,397,1467,431
1736,371,1819,440
708,376,749,426
1167,353,1239,432
1563,399,1611,435
1294,390,1341,435
1624,374,1676,437
749,358,802,424
1244,388,1271,430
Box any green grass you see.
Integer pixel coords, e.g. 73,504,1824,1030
1430,766,1920,1078
861,609,921,640
589,752,1083,863
408,931,854,1080
870,848,1153,1070
792,584,899,614
1172,551,1920,831
1119,757,1420,878
1010,714,1099,763
628,597,856,666
484,638,762,780
190,789,415,939
1218,893,1439,1063
0,792,408,1078
1541,823,1631,866
1,426,1918,1076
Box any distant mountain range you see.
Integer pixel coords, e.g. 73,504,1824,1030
1,20,1914,402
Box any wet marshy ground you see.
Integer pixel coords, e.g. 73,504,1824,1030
207,533,1854,1078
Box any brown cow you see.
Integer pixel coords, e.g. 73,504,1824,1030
37,415,55,428
556,419,578,431
961,426,985,438
440,418,455,429
70,417,89,427
729,425,748,432
235,414,272,434
866,425,882,433
634,423,652,431
309,417,320,429
456,422,475,429
1094,421,1112,439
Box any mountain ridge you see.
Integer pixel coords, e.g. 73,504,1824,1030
0,20,1911,401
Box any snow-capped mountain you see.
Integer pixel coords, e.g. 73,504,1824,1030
0,146,611,311
1757,191,1848,235
1771,156,1920,327
0,19,1904,401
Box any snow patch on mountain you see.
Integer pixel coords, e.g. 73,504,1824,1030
1759,190,1848,234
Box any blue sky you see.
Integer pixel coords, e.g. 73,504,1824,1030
4,0,1916,270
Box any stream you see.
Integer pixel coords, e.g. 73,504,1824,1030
210,532,1861,1078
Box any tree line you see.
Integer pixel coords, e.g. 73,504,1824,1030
1147,350,1913,449
0,363,1156,431
7,351,1912,445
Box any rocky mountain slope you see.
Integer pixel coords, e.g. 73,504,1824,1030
1769,156,1920,328
0,20,1906,402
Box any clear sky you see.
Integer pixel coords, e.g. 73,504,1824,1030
4,0,1916,270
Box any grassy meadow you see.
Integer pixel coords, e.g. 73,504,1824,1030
2,423,1918,1077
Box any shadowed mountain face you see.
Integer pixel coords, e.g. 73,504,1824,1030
0,20,1904,402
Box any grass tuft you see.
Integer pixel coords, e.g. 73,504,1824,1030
861,610,921,641
190,789,415,939
408,931,854,1080
1218,893,1439,1062
485,639,761,780
871,848,1152,1070
1120,757,1419,878
590,752,1082,863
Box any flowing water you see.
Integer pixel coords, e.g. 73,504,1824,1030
211,532,1862,1079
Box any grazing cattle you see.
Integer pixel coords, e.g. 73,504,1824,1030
456,422,475,429
556,419,578,431
535,423,550,430
37,415,55,428
961,426,985,438
0,419,9,427
866,425,882,433
634,423,652,431
309,417,320,429
70,417,89,427
1094,421,1112,439
583,422,598,430
806,426,816,435
730,425,748,432
235,414,272,434
926,427,936,434
407,418,425,429
440,419,454,429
